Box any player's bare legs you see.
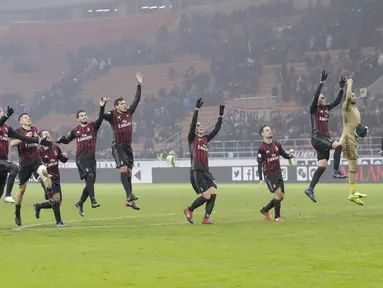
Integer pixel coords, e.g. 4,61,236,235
260,186,285,221
121,166,139,210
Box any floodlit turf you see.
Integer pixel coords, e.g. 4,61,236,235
0,183,382,287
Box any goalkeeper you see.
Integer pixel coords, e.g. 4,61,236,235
340,79,368,205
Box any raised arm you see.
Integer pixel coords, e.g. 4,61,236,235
57,129,77,145
93,99,107,131
0,106,14,126
128,72,143,114
328,77,346,110
342,78,353,111
310,70,327,113
206,105,225,142
188,98,203,143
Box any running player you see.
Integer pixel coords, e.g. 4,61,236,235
10,114,53,226
57,97,106,216
258,125,294,221
305,70,347,203
183,98,225,224
341,79,367,205
0,106,50,204
103,72,142,209
33,130,68,227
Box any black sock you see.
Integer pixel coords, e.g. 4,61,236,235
52,203,62,223
15,204,21,214
274,199,282,218
309,167,326,189
5,172,17,197
39,201,52,209
128,174,132,195
205,195,216,218
263,199,276,212
189,196,208,212
80,187,89,204
333,145,342,171
0,182,5,198
120,172,132,199
85,177,95,201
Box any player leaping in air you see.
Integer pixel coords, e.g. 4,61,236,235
258,125,294,222
10,113,53,226
0,107,51,206
341,79,368,205
103,72,142,210
305,70,347,203
57,97,107,216
183,98,224,224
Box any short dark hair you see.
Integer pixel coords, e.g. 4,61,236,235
18,113,29,122
76,110,85,118
114,98,124,107
259,124,269,136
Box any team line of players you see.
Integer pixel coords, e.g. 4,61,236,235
0,72,381,226
0,73,143,227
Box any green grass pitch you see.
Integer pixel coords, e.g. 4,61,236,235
0,183,382,288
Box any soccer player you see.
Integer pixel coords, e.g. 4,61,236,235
183,98,224,224
33,130,68,227
258,125,294,222
0,106,51,204
103,72,142,210
340,79,367,205
57,97,106,216
10,113,53,226
304,70,347,203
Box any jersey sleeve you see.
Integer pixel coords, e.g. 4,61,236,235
9,127,39,145
57,146,68,163
278,142,291,159
257,147,265,180
310,83,324,114
128,84,142,115
103,111,113,124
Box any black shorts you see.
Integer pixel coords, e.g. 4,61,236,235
19,159,44,185
112,143,134,169
311,136,333,161
76,157,96,180
264,174,284,193
190,170,217,194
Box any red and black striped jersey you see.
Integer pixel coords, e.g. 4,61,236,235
103,84,141,146
257,140,290,179
0,124,9,160
67,122,98,159
15,126,40,166
39,144,68,179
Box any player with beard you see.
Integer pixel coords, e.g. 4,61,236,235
341,79,368,205
57,97,106,216
33,130,68,227
10,113,53,226
0,106,51,205
183,98,224,224
258,125,294,221
304,70,347,203
103,72,142,210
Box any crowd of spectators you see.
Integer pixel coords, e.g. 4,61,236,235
2,0,383,159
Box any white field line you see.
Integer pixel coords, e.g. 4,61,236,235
1,207,383,233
